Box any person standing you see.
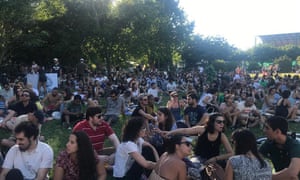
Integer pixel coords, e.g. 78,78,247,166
259,116,300,180
51,58,62,78
0,121,53,180
76,58,88,84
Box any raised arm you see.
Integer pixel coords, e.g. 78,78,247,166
167,125,205,136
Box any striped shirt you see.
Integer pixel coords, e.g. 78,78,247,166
73,120,114,153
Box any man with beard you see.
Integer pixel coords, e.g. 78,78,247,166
0,121,53,180
73,106,120,166
184,93,208,127
41,87,63,115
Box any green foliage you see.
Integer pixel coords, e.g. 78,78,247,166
0,0,300,72
274,55,293,72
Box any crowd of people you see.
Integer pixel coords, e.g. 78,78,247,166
0,58,299,179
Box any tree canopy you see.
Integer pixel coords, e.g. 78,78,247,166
0,0,299,73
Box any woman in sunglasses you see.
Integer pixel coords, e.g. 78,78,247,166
149,135,192,180
166,113,233,168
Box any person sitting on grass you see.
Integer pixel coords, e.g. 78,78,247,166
224,128,272,180
0,121,53,180
73,106,120,169
62,94,84,129
103,89,125,125
149,135,192,180
166,113,233,169
53,131,106,180
41,87,63,116
1,110,45,149
259,116,300,180
113,117,159,179
236,97,262,128
219,94,239,128
0,89,38,130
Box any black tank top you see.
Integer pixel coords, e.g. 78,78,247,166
194,130,221,160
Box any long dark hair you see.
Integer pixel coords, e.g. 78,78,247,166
164,135,184,154
206,113,223,133
73,131,97,180
122,117,144,142
232,129,266,168
158,107,175,131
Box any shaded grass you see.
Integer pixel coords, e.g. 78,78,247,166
1,94,300,179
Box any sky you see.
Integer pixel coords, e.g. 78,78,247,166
179,0,300,50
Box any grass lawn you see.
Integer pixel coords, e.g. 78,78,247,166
1,95,300,179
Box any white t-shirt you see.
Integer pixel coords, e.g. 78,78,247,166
237,102,257,117
113,138,144,178
147,88,159,98
198,93,213,107
2,141,53,180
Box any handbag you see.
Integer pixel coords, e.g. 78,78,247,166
203,162,224,180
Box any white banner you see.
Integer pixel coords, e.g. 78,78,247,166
26,73,58,92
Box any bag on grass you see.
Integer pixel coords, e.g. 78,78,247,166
202,162,224,180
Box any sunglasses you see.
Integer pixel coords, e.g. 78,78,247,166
96,114,103,119
215,120,225,124
180,141,192,147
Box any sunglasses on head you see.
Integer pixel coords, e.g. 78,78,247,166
180,141,192,147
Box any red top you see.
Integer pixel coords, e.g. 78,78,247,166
73,120,114,153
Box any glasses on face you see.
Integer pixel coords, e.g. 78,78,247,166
21,94,30,97
180,141,192,147
215,120,225,124
96,114,103,119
